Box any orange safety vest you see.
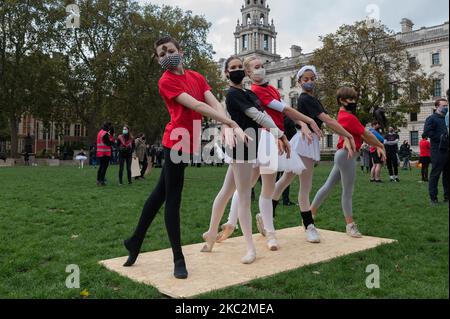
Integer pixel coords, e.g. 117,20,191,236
96,129,112,157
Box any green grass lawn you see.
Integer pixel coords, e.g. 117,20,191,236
0,163,448,299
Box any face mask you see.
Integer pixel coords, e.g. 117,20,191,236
228,69,246,84
441,106,448,115
252,68,266,81
344,102,357,114
160,54,182,70
302,81,315,91
123,130,128,135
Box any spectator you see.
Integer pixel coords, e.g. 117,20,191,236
96,122,115,186
419,134,431,182
155,144,164,168
369,121,384,183
360,142,371,173
89,144,97,167
399,141,412,170
149,145,156,167
384,127,400,182
23,151,30,166
117,125,135,185
134,133,148,180
446,89,449,133
423,98,449,205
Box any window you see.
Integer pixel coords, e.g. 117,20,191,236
327,135,334,148
290,93,299,107
264,35,269,51
410,131,419,147
260,15,264,25
410,113,418,122
74,124,81,137
434,79,442,97
432,53,440,65
291,76,297,88
408,57,417,69
243,35,248,50
277,78,283,89
64,124,71,136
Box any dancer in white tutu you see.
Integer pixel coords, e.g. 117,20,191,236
215,56,323,251
270,65,357,244
75,149,88,169
201,56,291,264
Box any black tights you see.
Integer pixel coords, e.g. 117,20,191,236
119,155,132,184
97,156,110,183
129,148,187,262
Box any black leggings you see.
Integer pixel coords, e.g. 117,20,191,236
97,156,111,183
130,147,187,262
119,155,132,184
386,152,398,176
421,163,430,181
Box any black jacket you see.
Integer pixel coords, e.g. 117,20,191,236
424,113,448,152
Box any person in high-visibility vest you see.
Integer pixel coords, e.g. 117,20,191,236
96,122,115,186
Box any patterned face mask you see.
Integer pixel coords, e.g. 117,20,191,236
160,54,182,70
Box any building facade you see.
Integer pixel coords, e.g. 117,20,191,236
17,114,87,156
226,0,449,154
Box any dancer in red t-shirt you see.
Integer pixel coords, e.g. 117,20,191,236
123,37,248,279
311,87,386,237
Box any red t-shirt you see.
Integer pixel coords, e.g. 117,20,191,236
251,83,285,131
158,69,211,154
336,108,365,152
419,139,431,157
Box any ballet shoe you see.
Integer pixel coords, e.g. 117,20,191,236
173,259,188,279
215,223,235,243
123,238,142,267
266,232,279,251
241,251,256,264
200,231,216,252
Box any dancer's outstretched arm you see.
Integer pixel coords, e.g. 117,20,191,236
362,130,387,162
175,93,252,147
318,112,356,155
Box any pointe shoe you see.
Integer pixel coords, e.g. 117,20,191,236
215,224,235,243
200,232,216,252
241,251,256,264
266,232,279,251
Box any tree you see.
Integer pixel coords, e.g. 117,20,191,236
310,21,433,129
0,0,57,157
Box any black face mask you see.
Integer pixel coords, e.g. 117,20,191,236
344,102,358,114
228,70,246,84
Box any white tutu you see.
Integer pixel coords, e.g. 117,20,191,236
290,131,321,162
257,130,306,175
75,155,87,161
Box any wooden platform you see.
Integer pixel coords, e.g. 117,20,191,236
100,227,396,298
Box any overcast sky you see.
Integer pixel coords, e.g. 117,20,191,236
138,0,449,59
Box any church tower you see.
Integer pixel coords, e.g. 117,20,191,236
234,0,281,62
